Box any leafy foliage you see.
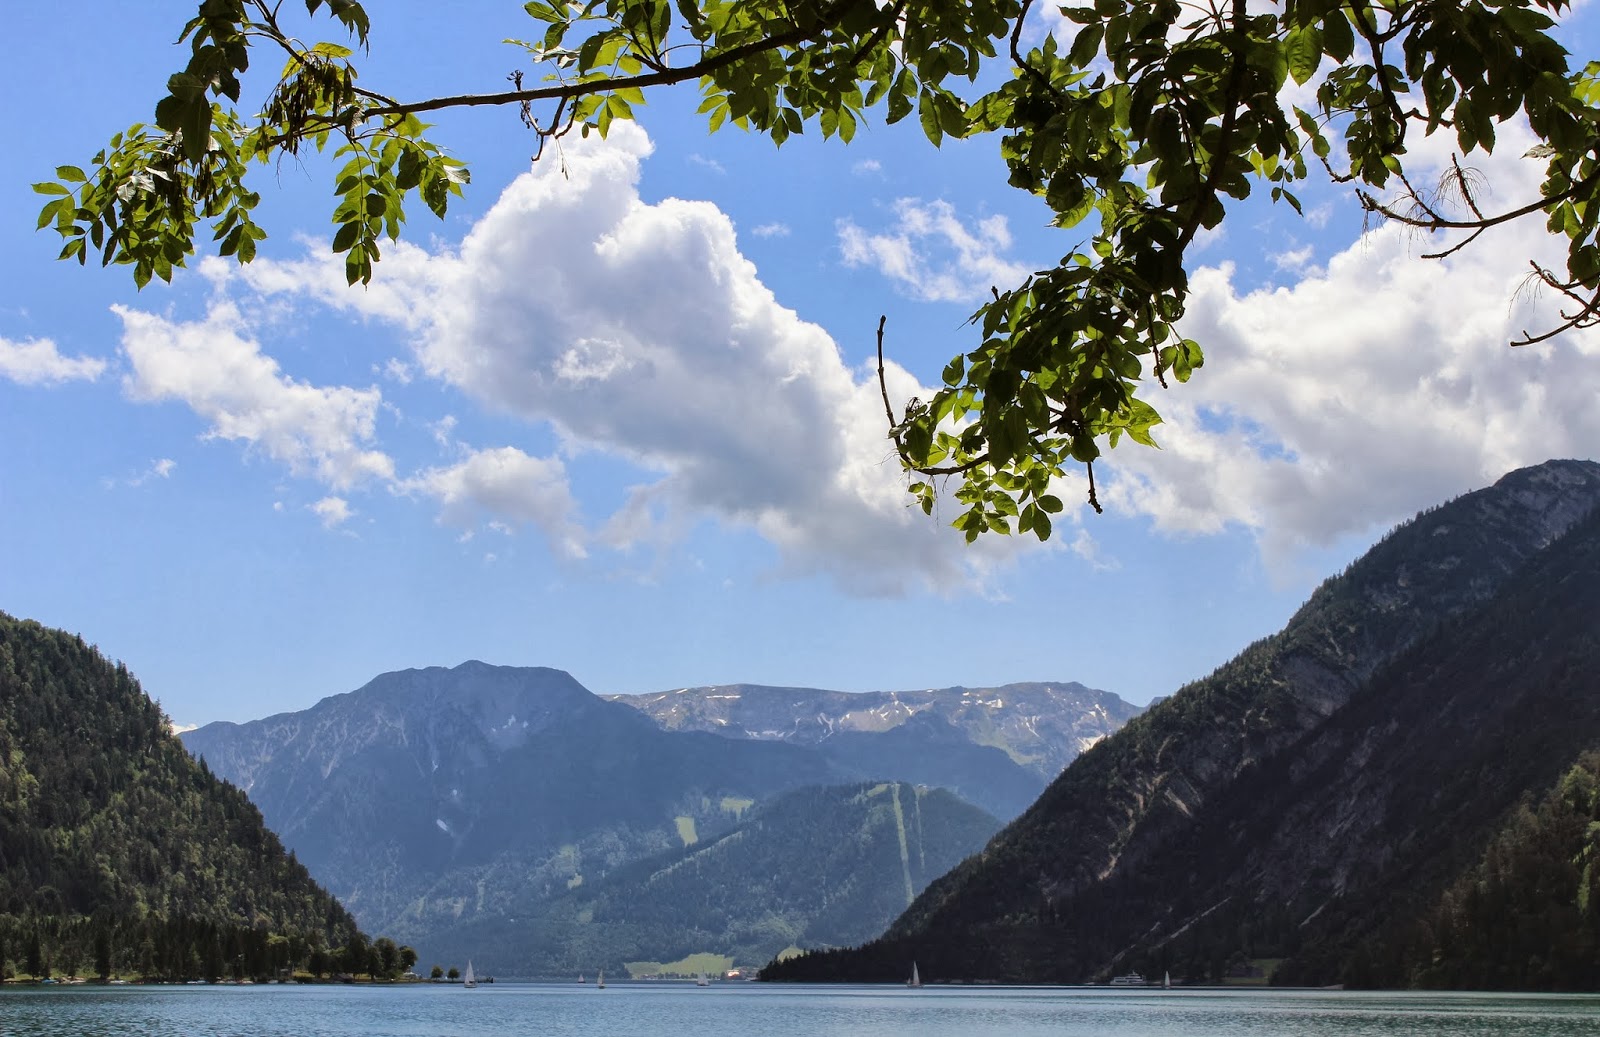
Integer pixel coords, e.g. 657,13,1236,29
0,611,370,980
38,0,1600,536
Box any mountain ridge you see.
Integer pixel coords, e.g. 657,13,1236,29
182,662,1137,971
763,458,1600,985
607,680,1139,782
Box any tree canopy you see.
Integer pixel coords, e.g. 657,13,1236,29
35,0,1600,538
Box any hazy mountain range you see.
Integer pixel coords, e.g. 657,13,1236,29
182,667,1135,973
607,682,1137,782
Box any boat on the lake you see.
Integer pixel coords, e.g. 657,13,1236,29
463,961,477,989
1109,972,1146,986
597,969,606,989
696,972,710,987
907,962,922,988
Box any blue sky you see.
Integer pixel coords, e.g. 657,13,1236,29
3,2,1598,727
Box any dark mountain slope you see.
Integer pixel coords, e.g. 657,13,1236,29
765,459,1600,983
0,612,358,978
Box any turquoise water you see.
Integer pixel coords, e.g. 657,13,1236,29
2,984,1599,1036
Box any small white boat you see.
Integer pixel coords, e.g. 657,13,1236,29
463,961,477,989
578,973,586,984
597,969,606,989
1109,972,1145,986
1163,970,1171,989
907,962,922,988
695,972,710,987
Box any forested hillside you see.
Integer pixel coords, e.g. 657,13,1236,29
0,613,361,980
424,781,999,975
1398,754,1600,991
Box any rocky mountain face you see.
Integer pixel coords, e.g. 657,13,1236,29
610,681,1138,786
424,782,1000,976
183,663,1126,973
765,459,1600,987
184,664,841,959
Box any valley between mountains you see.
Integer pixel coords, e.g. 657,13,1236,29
7,460,1600,989
180,670,1136,976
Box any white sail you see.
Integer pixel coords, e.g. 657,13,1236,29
463,961,477,989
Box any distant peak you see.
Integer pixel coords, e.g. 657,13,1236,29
1494,457,1600,486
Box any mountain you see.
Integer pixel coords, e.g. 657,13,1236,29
0,612,360,980
609,681,1138,815
183,663,844,966
764,459,1600,987
422,781,999,975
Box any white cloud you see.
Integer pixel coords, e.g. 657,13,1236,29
751,222,791,239
1069,527,1119,572
1102,122,1600,564
116,457,177,489
688,154,726,175
1271,245,1317,273
310,495,355,529
398,446,586,560
430,414,459,449
838,199,1033,303
0,335,107,386
225,124,1028,594
382,357,414,384
852,159,883,176
115,302,395,490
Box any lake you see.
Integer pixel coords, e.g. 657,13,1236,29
3,984,1599,1037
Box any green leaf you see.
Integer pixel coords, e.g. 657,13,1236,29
1031,511,1052,541
331,220,361,253
1285,26,1322,87
918,91,943,147
1321,10,1354,62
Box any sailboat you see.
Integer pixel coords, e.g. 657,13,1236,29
696,971,710,987
1163,970,1171,990
597,969,606,989
907,962,922,988
463,961,477,989
578,973,586,984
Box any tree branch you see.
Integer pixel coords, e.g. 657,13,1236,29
362,0,870,119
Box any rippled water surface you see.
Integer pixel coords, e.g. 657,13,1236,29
4,984,1599,1037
